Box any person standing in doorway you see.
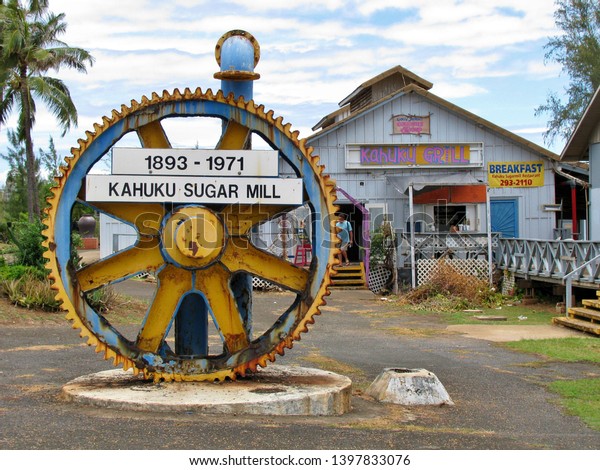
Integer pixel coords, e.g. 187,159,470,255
336,213,353,266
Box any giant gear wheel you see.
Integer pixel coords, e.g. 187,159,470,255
43,88,338,382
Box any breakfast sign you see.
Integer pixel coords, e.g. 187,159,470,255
487,161,545,188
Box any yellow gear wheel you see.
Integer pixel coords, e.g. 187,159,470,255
43,88,339,382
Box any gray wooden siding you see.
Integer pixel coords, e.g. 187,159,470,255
308,92,555,239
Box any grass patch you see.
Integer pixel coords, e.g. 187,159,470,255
503,337,600,432
390,300,557,326
549,378,600,431
440,303,557,325
503,337,600,363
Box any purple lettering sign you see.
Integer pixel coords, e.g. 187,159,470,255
358,145,471,167
360,146,417,165
392,114,431,135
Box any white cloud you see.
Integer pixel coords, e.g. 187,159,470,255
421,52,511,79
0,0,569,162
527,60,562,79
431,82,488,99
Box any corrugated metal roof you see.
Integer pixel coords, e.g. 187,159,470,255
338,65,433,107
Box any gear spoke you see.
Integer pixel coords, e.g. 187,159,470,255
137,120,171,148
217,119,250,149
136,265,192,353
76,243,164,292
195,264,249,353
221,237,309,293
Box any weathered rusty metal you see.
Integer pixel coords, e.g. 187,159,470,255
194,264,249,353
42,88,339,382
214,30,261,82
136,265,193,353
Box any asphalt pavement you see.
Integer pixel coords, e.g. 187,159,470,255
1,283,599,450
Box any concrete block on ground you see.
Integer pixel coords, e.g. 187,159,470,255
366,368,453,406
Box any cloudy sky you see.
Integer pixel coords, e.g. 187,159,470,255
0,0,569,183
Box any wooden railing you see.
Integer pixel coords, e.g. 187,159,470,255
399,232,499,260
496,238,600,285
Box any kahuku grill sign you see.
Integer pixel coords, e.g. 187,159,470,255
85,148,303,205
360,144,470,167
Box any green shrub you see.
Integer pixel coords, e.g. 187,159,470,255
0,264,46,281
6,217,46,269
0,272,60,311
85,287,117,313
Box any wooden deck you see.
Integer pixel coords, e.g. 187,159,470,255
497,238,600,289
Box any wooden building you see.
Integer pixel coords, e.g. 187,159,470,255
307,65,567,284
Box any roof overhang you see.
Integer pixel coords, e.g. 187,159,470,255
561,86,600,162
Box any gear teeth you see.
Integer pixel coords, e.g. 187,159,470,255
255,103,266,118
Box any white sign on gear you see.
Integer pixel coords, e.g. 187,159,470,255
85,175,303,205
111,148,280,177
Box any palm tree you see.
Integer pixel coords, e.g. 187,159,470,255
0,0,93,221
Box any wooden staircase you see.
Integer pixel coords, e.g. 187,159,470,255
552,291,600,336
331,262,367,289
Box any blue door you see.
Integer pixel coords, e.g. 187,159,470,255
491,199,519,238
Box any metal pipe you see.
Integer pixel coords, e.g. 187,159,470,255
214,30,260,100
571,180,578,240
216,30,261,341
486,188,493,286
177,30,262,354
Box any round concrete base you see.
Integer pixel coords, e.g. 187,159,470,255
62,365,352,416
